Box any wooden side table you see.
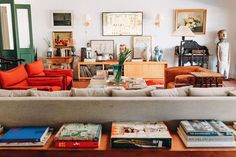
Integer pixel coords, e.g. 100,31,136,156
190,72,224,87
46,56,74,70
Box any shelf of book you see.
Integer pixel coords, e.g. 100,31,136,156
1,133,236,157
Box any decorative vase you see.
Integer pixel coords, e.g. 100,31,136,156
47,46,53,57
112,64,123,84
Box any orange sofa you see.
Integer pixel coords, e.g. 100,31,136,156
25,60,73,90
0,65,66,91
165,66,210,88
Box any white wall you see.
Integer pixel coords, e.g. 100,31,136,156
17,0,235,77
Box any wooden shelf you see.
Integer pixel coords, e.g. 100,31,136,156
1,132,236,157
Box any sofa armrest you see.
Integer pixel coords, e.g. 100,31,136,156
44,69,73,78
27,76,66,90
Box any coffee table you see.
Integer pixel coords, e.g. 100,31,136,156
190,72,224,87
88,76,147,90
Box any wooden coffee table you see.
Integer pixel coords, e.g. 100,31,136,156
190,72,224,87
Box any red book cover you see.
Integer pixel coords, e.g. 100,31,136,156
55,141,99,148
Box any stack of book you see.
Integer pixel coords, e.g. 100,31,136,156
0,126,51,147
177,120,235,147
54,123,102,148
111,122,172,148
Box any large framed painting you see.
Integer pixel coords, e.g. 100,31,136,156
51,10,73,28
133,36,152,60
175,9,207,35
52,31,73,48
102,12,143,36
90,40,114,55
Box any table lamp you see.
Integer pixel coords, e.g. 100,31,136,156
173,26,194,66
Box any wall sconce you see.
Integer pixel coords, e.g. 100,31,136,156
84,14,91,27
154,14,161,28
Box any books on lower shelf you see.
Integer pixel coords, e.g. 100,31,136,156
178,120,235,147
0,126,51,147
54,123,102,148
111,121,172,148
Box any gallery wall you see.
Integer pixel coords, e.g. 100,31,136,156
16,0,236,78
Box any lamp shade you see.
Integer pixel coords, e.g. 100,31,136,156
173,26,194,37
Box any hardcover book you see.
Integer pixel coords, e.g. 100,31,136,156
55,123,102,141
111,122,172,148
180,120,233,136
0,127,49,143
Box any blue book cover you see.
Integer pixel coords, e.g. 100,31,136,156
0,127,49,143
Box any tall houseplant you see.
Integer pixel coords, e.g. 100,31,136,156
114,49,132,84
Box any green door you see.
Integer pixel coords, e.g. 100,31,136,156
15,4,34,63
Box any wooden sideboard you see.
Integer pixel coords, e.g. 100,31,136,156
124,61,168,80
77,61,168,80
46,56,74,69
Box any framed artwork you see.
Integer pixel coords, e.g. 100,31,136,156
90,40,114,55
102,12,143,36
51,10,73,28
133,36,152,60
52,31,73,48
175,9,207,35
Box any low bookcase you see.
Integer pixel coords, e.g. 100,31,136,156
1,132,236,157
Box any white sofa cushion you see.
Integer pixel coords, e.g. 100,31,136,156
229,90,236,96
112,86,156,97
11,89,37,97
30,90,71,97
189,87,235,97
151,86,192,97
71,88,111,97
0,89,12,97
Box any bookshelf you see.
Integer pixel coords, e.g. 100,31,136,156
1,132,236,157
78,61,118,80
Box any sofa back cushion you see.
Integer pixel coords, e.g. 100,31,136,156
71,88,111,97
30,90,71,97
25,60,45,76
112,86,156,97
0,65,28,88
189,87,235,97
151,86,192,97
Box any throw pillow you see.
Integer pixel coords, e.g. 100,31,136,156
112,86,156,97
71,88,112,97
0,89,12,97
189,87,235,97
30,90,71,97
151,86,192,97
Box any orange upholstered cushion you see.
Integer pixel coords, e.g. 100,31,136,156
25,60,45,76
0,65,28,88
175,75,194,84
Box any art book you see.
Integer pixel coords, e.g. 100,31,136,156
0,127,49,143
111,122,172,148
55,123,102,141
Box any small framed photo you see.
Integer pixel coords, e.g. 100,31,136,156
102,12,143,36
51,10,73,28
90,40,114,55
133,36,152,60
175,9,207,35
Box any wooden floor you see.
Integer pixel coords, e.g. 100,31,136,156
73,79,236,88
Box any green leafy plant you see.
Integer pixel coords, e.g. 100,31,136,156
114,49,132,84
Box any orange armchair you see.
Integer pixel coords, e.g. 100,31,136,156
25,60,73,90
0,65,65,91
165,66,210,88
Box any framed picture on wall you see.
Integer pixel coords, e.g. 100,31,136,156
175,9,207,35
51,10,73,28
102,12,143,36
133,36,152,61
90,40,114,56
52,31,73,48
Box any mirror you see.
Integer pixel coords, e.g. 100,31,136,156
0,4,14,50
16,8,30,48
